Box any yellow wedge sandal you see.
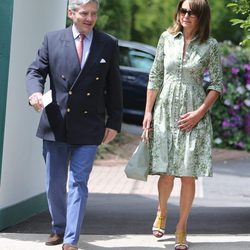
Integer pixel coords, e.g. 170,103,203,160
174,231,189,250
152,210,167,238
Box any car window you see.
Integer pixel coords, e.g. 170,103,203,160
119,47,131,67
128,50,154,72
119,46,154,72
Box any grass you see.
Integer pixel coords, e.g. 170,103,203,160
96,131,138,159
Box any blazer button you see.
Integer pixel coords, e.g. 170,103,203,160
96,77,99,80
69,90,72,95
67,108,71,112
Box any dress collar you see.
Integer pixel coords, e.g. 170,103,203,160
173,31,198,42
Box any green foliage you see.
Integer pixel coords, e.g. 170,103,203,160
96,0,176,46
227,0,250,46
209,0,245,44
96,0,132,40
211,41,250,150
130,0,171,46
65,0,246,46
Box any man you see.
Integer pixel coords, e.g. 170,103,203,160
26,1,123,249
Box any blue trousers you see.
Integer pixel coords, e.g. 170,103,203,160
42,140,97,245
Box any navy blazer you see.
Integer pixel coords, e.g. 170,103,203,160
26,27,123,145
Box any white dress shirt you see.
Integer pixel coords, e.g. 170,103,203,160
72,24,93,68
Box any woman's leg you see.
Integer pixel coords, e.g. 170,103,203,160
176,176,195,232
175,176,195,249
152,175,175,237
158,175,175,216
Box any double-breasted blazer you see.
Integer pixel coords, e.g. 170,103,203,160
26,26,123,145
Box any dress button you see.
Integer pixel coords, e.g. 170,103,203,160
86,92,91,96
69,91,72,95
83,111,88,114
61,74,65,79
67,108,71,112
96,77,99,80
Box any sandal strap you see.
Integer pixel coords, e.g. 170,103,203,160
153,210,167,227
175,231,188,249
174,243,189,250
152,209,167,238
152,227,165,234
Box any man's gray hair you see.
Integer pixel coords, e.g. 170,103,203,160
68,0,99,11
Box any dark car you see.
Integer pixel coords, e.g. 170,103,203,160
118,40,156,125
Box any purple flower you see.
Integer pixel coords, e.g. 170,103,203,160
235,141,245,149
222,115,243,129
244,64,250,71
221,54,237,67
228,108,236,115
223,131,232,138
222,118,230,129
231,115,243,128
244,112,250,135
231,67,240,75
245,72,250,85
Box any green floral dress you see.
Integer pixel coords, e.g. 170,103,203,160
148,31,223,177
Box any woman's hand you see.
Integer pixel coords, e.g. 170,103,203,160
178,90,220,132
143,112,153,130
178,110,204,132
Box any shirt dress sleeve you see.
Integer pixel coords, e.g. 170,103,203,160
206,38,224,94
147,32,166,90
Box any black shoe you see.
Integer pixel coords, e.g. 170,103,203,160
45,233,64,246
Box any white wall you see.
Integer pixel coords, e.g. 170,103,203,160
0,0,68,208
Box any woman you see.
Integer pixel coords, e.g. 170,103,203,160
143,0,223,249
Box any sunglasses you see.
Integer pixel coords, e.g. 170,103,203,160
179,8,197,17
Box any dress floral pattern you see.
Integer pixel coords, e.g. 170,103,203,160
148,31,223,177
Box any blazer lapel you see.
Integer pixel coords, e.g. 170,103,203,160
81,29,104,75
61,27,81,86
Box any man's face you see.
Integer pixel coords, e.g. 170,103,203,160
68,2,98,34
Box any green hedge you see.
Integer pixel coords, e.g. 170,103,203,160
212,41,250,151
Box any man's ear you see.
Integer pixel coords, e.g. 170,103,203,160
68,9,74,20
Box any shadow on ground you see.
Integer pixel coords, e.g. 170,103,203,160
3,193,250,235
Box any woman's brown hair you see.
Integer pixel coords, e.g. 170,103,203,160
168,0,211,43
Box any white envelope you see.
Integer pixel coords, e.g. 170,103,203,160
42,90,52,107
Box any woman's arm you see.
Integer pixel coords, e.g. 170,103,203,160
143,89,158,129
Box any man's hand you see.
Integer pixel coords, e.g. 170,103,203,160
29,92,43,112
102,128,118,144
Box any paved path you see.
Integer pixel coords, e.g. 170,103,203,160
1,233,250,250
89,164,204,197
1,152,250,250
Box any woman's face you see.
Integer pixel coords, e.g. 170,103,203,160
179,0,199,33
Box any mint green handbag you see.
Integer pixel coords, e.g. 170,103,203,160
124,130,150,181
